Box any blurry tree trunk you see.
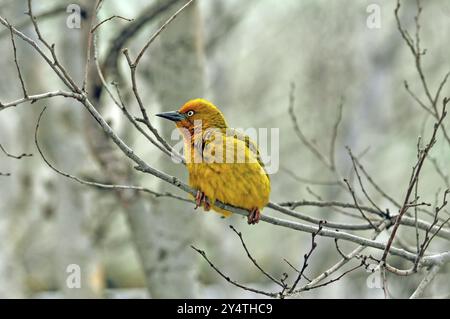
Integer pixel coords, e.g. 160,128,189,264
50,1,102,298
0,1,35,298
0,0,103,298
0,151,26,298
82,1,164,297
85,0,205,298
144,0,205,298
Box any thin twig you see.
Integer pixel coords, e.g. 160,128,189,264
229,226,284,288
303,262,363,291
329,98,344,170
289,221,323,292
133,0,196,66
8,22,27,98
34,107,190,204
410,264,442,299
122,48,181,158
334,239,350,260
381,98,449,263
347,147,388,218
82,0,100,93
90,25,177,160
191,245,279,298
26,0,80,92
344,179,380,230
288,82,330,169
91,15,134,33
0,16,75,92
351,154,401,209
0,143,32,159
0,4,66,39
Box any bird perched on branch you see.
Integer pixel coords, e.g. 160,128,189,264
156,99,270,224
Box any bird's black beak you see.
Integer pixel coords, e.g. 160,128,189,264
155,111,186,122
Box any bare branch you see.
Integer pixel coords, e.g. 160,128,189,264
0,4,66,39
350,154,401,208
26,0,80,92
34,107,189,204
229,225,285,288
343,179,380,230
288,82,330,168
122,48,180,159
395,0,434,111
434,72,450,106
347,147,389,217
288,222,388,296
0,143,32,160
0,16,74,92
404,81,434,115
133,0,196,66
90,22,183,162
91,15,134,34
82,0,100,93
397,0,450,147
382,98,449,263
279,199,380,216
100,0,181,81
415,196,450,271
410,264,442,299
334,239,350,260
302,262,363,291
0,91,81,111
8,22,27,98
329,99,343,170
191,245,279,298
289,221,323,292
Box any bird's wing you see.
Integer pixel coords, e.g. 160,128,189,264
198,128,269,176
225,128,269,179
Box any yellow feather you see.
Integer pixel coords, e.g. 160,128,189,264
188,134,270,217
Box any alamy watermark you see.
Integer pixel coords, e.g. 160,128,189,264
169,121,280,174
66,263,81,288
66,4,81,29
366,264,383,289
366,4,381,29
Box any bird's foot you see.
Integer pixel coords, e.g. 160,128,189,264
195,190,211,211
195,190,203,209
247,208,261,225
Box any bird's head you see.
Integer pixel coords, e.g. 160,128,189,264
156,99,228,134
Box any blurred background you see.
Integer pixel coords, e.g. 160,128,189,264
0,0,449,298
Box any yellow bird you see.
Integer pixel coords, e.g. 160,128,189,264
156,99,270,224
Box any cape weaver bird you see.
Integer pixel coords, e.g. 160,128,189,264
156,99,270,224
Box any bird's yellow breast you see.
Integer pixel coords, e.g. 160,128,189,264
186,133,270,217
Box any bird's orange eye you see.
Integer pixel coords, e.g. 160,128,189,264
186,110,195,117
